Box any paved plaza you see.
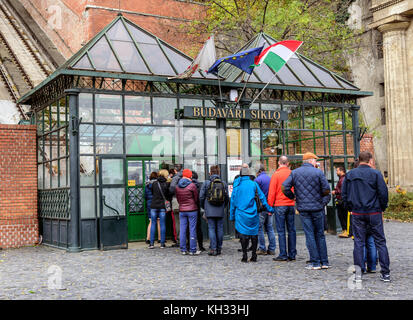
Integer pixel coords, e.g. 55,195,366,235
0,220,412,300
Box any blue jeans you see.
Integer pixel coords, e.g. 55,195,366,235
207,217,224,251
363,235,377,272
300,210,329,267
274,206,297,259
352,213,390,275
150,209,166,245
258,211,277,252
179,211,198,253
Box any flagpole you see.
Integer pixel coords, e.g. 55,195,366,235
235,72,252,108
249,73,277,106
217,74,223,101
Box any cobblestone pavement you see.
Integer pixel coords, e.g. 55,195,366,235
0,220,412,300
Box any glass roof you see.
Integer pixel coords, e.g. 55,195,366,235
70,16,211,79
218,33,359,90
69,15,358,90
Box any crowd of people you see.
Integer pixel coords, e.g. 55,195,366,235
144,151,391,283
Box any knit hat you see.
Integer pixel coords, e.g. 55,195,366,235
182,169,192,179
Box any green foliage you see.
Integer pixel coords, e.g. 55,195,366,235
186,0,360,76
384,191,413,222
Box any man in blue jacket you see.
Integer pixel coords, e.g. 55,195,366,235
342,151,390,282
282,152,331,270
254,165,276,256
230,165,274,263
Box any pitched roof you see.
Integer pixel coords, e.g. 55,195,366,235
216,33,359,91
67,14,215,80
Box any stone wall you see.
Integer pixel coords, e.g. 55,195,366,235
0,124,38,248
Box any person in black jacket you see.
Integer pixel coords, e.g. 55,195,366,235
342,151,390,283
149,169,171,249
145,171,160,244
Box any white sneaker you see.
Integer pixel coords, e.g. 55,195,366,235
189,250,201,256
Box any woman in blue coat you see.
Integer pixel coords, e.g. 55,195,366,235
230,165,274,262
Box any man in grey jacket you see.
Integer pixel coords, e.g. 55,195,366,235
199,165,229,256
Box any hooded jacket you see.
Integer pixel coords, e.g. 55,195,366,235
175,178,199,212
199,174,229,218
267,166,295,207
150,176,171,210
230,176,274,235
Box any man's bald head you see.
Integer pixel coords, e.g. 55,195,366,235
278,156,289,167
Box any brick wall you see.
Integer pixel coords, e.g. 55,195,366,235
0,125,38,248
263,133,375,172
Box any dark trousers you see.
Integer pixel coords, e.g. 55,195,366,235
336,204,348,231
352,213,390,276
239,233,258,260
186,210,204,249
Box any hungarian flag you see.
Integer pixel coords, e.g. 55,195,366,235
169,35,216,79
253,40,303,73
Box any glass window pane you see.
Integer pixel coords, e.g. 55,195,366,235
59,157,68,187
180,98,202,126
160,43,192,74
128,161,143,185
125,126,175,156
261,104,282,129
44,162,51,189
44,134,51,161
125,22,157,45
38,165,44,189
286,105,301,129
227,128,241,156
184,158,205,182
89,37,122,72
153,97,176,125
73,54,93,70
102,188,125,216
206,128,217,156
125,96,151,124
51,132,58,160
79,93,93,122
37,110,44,134
81,188,96,219
287,59,320,87
250,129,261,156
59,128,67,157
183,127,204,157
111,40,149,74
80,156,95,186
96,125,124,154
102,159,124,184
262,130,279,152
304,60,341,88
51,160,58,188
204,100,216,126
51,103,58,131
107,20,132,42
276,63,302,86
95,94,122,123
137,43,175,76
79,124,94,154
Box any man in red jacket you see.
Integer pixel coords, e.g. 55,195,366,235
267,156,297,262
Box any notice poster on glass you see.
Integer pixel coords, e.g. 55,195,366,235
227,158,242,184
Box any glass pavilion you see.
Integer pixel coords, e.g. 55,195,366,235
18,14,372,251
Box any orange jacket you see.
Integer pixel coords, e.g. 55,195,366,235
267,166,295,207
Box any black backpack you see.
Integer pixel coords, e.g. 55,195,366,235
207,178,226,206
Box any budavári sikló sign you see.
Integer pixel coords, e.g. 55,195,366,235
182,106,288,121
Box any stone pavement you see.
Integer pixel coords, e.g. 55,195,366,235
0,220,412,300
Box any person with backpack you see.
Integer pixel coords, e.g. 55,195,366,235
199,165,229,256
230,164,274,262
190,172,206,252
148,169,171,249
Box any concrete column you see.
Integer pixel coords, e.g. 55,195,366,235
378,22,412,187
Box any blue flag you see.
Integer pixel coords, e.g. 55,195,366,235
207,46,264,75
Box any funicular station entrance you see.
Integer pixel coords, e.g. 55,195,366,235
18,15,372,251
